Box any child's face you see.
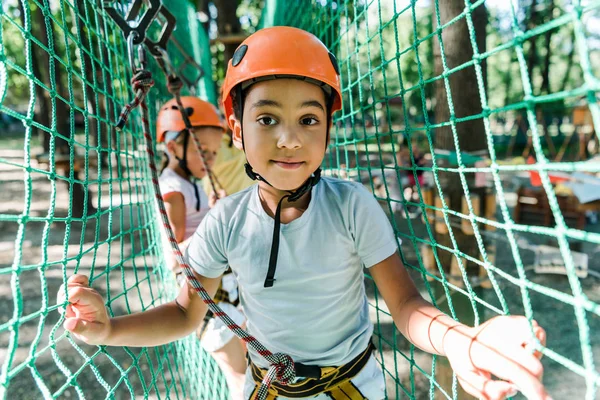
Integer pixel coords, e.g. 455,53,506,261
231,79,328,191
167,127,222,179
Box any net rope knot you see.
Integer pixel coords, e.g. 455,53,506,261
166,75,184,94
115,70,155,131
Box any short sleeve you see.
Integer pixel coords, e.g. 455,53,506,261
184,206,229,278
349,184,399,268
159,173,184,198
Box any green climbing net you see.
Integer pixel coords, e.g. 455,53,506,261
281,0,599,399
1,0,599,399
0,0,226,398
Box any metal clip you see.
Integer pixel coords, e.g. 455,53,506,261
155,47,175,76
143,5,176,57
127,32,148,72
104,0,162,46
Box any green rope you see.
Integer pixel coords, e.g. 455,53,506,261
506,2,596,398
275,0,600,398
0,0,226,398
1,0,600,399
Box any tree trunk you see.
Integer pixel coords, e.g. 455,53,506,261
32,1,71,154
560,28,576,92
18,1,51,153
432,1,488,398
539,0,555,94
195,0,211,33
69,0,97,216
213,0,242,66
526,0,539,88
73,0,98,153
94,0,116,168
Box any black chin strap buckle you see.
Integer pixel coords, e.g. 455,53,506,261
244,162,259,181
264,277,276,287
288,169,321,202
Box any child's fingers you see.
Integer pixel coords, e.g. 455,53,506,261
512,319,545,360
64,317,81,333
527,325,546,360
65,304,76,318
535,326,546,347
57,284,66,314
456,369,518,400
533,326,546,359
477,353,549,400
56,281,73,315
64,318,93,334
63,317,103,339
67,286,105,311
503,346,544,380
67,274,89,287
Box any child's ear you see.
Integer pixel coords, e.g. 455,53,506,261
230,115,244,151
166,140,179,157
166,140,175,154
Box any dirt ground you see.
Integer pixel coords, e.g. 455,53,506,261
1,145,599,400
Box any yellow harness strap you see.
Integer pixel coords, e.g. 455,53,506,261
248,342,374,399
326,380,367,399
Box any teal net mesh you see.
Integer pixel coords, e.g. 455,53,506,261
1,0,227,398
1,0,599,399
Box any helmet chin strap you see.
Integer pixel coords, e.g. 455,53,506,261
236,84,333,288
243,163,321,200
245,162,321,287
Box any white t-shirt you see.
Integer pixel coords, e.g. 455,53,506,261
158,168,209,240
186,177,399,368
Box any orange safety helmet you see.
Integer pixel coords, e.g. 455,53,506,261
156,96,224,143
221,26,342,129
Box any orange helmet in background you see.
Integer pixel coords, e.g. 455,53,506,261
156,96,224,142
221,26,342,129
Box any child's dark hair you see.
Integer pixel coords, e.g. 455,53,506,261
230,86,243,121
159,131,186,173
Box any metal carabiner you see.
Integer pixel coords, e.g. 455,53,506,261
104,0,161,46
143,5,176,58
127,32,147,72
155,47,175,76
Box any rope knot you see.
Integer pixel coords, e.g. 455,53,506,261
167,75,184,94
131,70,154,92
115,70,155,131
270,353,296,384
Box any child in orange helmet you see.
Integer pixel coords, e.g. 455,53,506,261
156,96,224,246
157,96,247,399
60,29,548,400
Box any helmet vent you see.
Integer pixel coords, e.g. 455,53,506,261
232,45,248,67
328,52,340,75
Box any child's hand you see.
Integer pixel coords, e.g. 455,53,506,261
57,274,111,345
444,316,548,400
209,189,227,208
